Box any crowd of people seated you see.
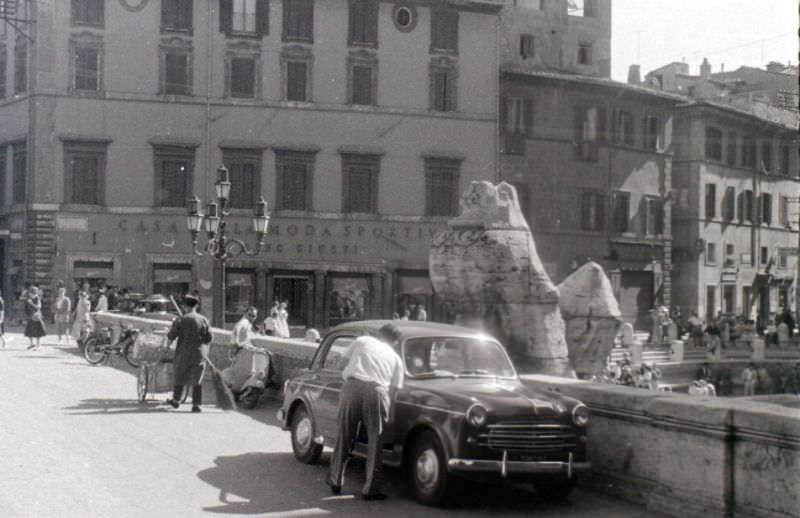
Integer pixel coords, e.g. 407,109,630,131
593,353,663,390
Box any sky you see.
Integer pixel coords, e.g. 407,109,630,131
611,0,798,81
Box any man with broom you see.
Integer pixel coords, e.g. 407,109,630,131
165,292,213,413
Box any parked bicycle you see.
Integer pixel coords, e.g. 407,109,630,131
83,325,141,368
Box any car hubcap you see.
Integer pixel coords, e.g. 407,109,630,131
295,417,312,450
415,448,439,489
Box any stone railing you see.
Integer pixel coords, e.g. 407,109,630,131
91,312,318,384
521,374,800,518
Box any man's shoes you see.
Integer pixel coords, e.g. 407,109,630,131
327,482,341,496
191,406,202,413
361,493,387,501
165,399,180,409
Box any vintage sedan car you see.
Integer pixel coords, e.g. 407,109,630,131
277,320,590,505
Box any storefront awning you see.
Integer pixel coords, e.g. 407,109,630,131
73,261,113,279
397,275,433,295
153,266,192,284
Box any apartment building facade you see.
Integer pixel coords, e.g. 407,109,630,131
501,70,681,329
501,0,611,77
0,0,501,328
671,100,799,324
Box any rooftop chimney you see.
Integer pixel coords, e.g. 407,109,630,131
766,61,784,73
700,58,711,79
627,64,641,85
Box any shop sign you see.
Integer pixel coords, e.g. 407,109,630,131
56,215,89,232
778,247,799,257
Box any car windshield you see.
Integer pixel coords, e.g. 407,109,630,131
402,336,516,379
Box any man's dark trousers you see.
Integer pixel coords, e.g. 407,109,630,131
328,378,387,496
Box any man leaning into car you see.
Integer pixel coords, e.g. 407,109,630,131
327,323,404,500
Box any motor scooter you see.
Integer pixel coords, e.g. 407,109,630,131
220,345,274,409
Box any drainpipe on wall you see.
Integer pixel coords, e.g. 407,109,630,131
24,0,37,291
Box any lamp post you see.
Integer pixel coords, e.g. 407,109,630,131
187,165,270,327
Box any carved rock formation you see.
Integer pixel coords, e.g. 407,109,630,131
429,181,574,377
557,261,623,378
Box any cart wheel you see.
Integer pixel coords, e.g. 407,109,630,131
137,366,148,403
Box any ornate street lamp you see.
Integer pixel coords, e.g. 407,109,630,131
187,165,270,326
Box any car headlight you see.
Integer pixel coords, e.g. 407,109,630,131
572,403,589,427
466,403,488,427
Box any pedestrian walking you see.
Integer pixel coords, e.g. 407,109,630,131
54,287,72,345
742,363,757,396
276,301,290,338
24,286,47,350
95,288,109,312
262,307,278,336
165,292,213,413
72,289,91,342
415,304,427,322
327,323,404,500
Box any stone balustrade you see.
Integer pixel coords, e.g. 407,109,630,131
91,312,318,384
521,374,800,518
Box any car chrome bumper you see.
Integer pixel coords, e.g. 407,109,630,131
448,452,591,478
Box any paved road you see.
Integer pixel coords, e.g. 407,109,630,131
0,331,658,518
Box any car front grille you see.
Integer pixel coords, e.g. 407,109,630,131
478,421,578,453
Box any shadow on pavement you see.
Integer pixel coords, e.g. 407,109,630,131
196,451,559,516
63,398,170,415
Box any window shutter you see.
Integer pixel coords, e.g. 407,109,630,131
596,194,605,230
256,0,270,35
596,106,607,143
574,107,583,154
523,99,533,136
500,97,509,135
220,0,233,33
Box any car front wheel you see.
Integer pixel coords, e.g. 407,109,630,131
533,474,577,501
409,431,450,506
290,405,322,464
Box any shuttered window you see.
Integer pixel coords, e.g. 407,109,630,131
580,190,604,231
162,0,193,32
220,0,270,35
425,158,460,217
12,141,26,205
286,61,307,101
154,146,194,208
348,0,377,46
223,149,262,209
0,146,6,207
275,150,314,211
342,154,379,214
283,0,313,42
431,8,458,52
64,141,108,205
612,191,630,233
73,45,101,91
71,0,104,26
351,64,374,105
229,56,256,98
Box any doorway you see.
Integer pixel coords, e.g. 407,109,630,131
619,271,653,330
271,273,313,328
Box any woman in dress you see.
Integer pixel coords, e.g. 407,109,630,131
72,289,91,342
277,301,290,338
54,287,72,345
24,286,47,350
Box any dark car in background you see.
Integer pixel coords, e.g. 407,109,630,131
277,320,591,506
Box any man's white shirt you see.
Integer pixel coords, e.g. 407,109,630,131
342,335,404,390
